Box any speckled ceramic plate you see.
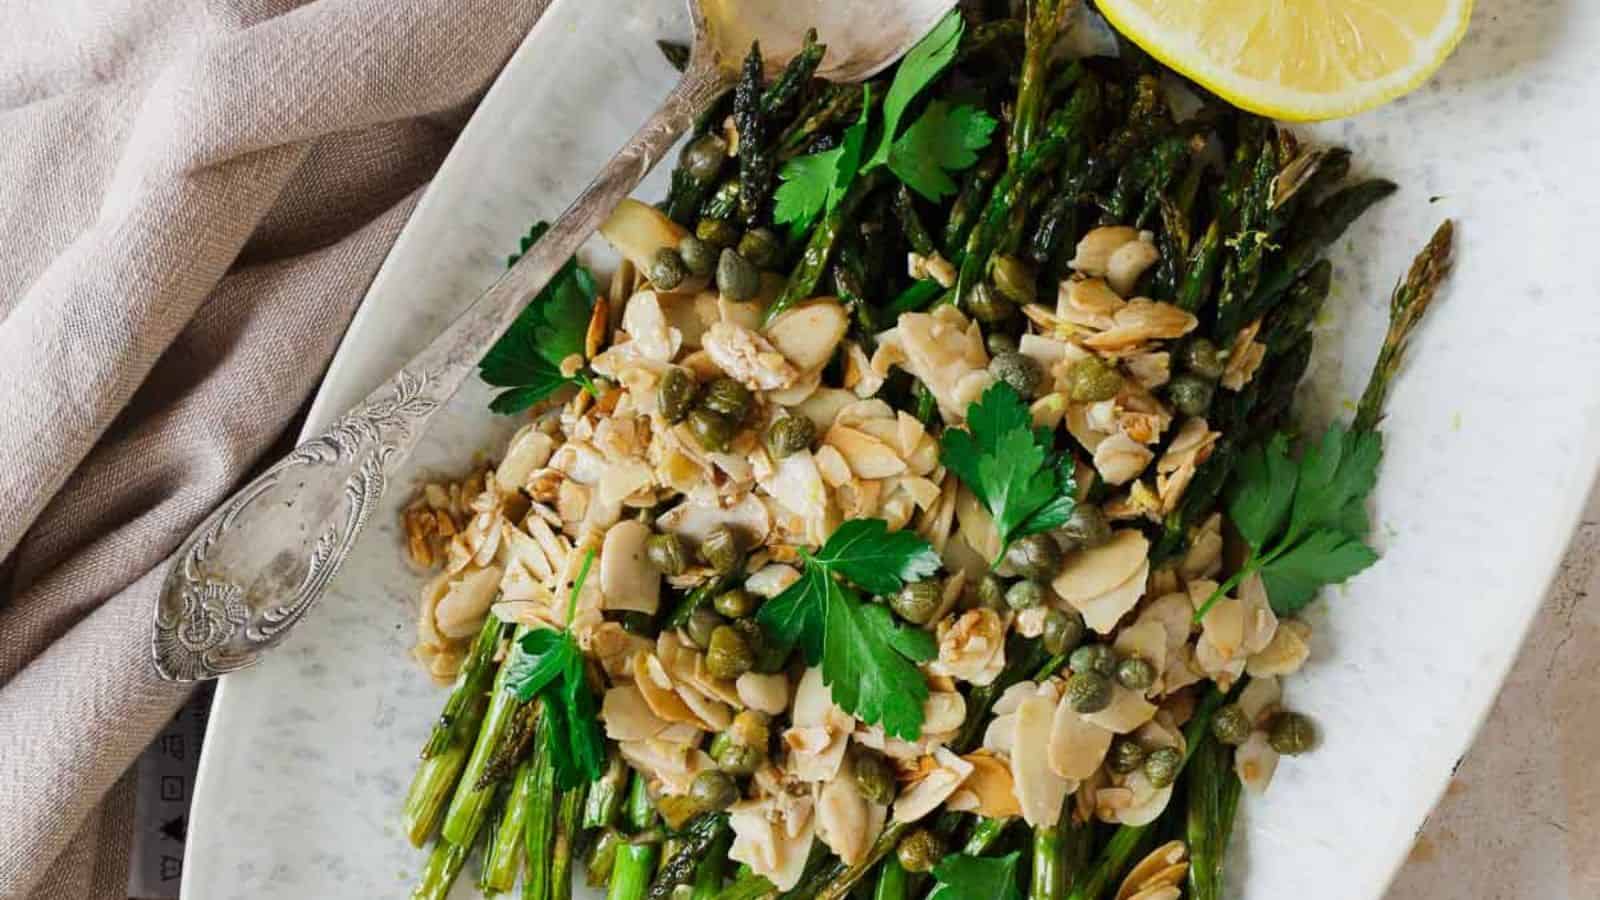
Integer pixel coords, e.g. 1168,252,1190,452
183,0,1600,897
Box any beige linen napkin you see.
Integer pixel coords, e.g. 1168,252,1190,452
0,1,545,896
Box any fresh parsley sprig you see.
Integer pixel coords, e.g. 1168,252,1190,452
479,222,598,415
756,519,942,739
928,850,1024,900
772,12,996,235
503,549,606,789
1195,424,1382,620
940,381,1077,566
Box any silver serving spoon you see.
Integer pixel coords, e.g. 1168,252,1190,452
152,0,956,682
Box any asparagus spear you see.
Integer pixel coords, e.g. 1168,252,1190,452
735,43,776,227
521,722,560,900
442,626,532,846
692,829,735,900
405,670,494,848
648,815,732,900
873,858,909,900
1010,0,1065,163
608,775,662,900
765,169,890,324
412,837,474,900
962,817,1014,855
1184,733,1242,900
1354,220,1454,433
423,617,505,759
552,783,590,900
480,751,539,894
584,751,629,830
761,29,824,116
778,85,866,160
1030,824,1065,900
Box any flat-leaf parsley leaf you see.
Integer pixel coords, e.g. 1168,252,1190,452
928,850,1024,900
888,100,999,202
756,519,942,739
479,222,597,415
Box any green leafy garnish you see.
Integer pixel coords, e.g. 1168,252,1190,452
1198,422,1382,619
928,850,1024,900
773,11,993,232
503,550,606,789
479,222,597,415
940,381,1077,564
756,519,941,739
887,100,999,201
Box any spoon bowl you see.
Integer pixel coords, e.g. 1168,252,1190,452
699,0,957,81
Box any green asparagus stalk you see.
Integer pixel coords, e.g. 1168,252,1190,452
405,685,491,847
481,753,538,894
552,783,589,900
761,29,824,116
765,168,889,324
1354,220,1454,433
734,43,775,227
521,732,560,900
480,699,540,789
712,869,777,900
962,817,1013,855
442,626,531,846
609,775,662,900
873,858,909,900
894,184,937,257
423,617,505,759
1184,733,1242,900
1249,179,1399,310
412,837,473,900
1261,259,1332,352
648,815,732,900
1030,825,1065,900
778,85,866,159
585,751,628,829
692,829,735,900
945,152,1003,256
1010,0,1066,163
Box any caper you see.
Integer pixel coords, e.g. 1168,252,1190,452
696,217,740,250
678,235,717,277
1167,373,1215,417
706,625,754,680
657,367,697,424
890,579,943,625
1177,337,1224,380
618,610,656,636
685,606,724,650
1143,747,1182,788
989,350,1045,400
896,828,946,874
646,532,691,575
1065,671,1112,713
714,739,765,776
852,748,897,805
650,246,688,291
713,588,758,619
698,526,745,575
686,407,736,452
729,709,770,748
681,134,729,181
975,573,1009,611
702,377,753,421
737,227,782,268
656,794,703,830
985,332,1019,357
717,248,761,301
1267,711,1317,755
990,254,1038,306
1005,532,1062,580
963,281,1015,324
1069,643,1118,678
765,414,816,459
1056,505,1111,552
1116,657,1156,692
1107,738,1148,775
1211,704,1253,746
1004,579,1047,611
1066,356,1123,403
689,769,739,812
729,618,768,665
1041,608,1086,657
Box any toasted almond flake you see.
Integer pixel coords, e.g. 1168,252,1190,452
1237,676,1283,727
1105,235,1161,296
738,671,792,716
600,520,661,614
603,685,672,741
892,747,975,824
657,492,771,546
1069,227,1141,279
633,651,697,723
1236,730,1280,794
1116,842,1188,900
825,424,908,479
621,291,684,362
1112,621,1168,691
1049,700,1113,780
704,321,800,391
1125,887,1181,900
434,566,503,639
923,691,967,735
676,680,734,731
1248,619,1312,677
958,752,1022,818
1093,432,1156,485
1221,320,1267,391
930,608,1007,686
496,427,557,495
601,198,689,274
1082,300,1199,353
1053,530,1150,605
1123,351,1171,389
1011,693,1072,828
1083,685,1158,734
766,300,848,371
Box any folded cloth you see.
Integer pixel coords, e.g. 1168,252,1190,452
0,1,544,896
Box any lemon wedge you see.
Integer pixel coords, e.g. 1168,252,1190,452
1096,0,1473,121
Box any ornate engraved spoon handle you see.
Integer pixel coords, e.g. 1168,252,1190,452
152,59,734,682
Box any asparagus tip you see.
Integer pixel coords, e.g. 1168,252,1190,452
1354,218,1454,433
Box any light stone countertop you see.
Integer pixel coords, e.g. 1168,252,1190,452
1387,483,1600,899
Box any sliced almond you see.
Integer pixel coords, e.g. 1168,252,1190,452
633,651,697,723
1069,227,1140,279
1237,676,1282,727
1012,693,1072,828
1116,841,1188,900
434,565,503,639
826,424,907,479
602,685,671,742
1049,700,1114,780
1247,619,1312,677
1112,621,1168,689
1054,529,1150,605
600,198,689,274
1236,730,1280,794
765,299,848,371
600,520,661,614
737,671,792,716
1083,685,1157,734
959,752,1022,818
